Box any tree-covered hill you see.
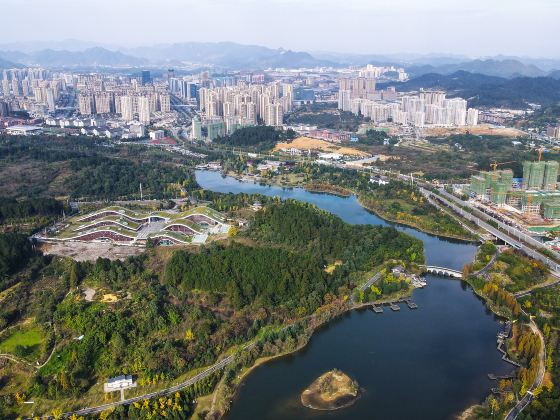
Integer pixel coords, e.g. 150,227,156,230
379,71,560,108
213,126,296,150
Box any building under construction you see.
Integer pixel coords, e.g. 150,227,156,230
469,169,513,206
469,161,560,219
523,160,559,191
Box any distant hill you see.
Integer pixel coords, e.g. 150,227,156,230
409,59,546,79
379,71,560,108
0,56,21,69
123,42,335,69
0,47,148,67
548,69,560,80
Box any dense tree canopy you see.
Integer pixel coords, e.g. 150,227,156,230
165,201,423,311
214,126,296,150
0,197,63,222
0,232,34,280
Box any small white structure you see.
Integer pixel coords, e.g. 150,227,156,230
149,130,165,140
318,152,342,160
104,375,136,392
6,125,43,135
370,177,389,186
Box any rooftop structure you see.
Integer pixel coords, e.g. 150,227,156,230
6,125,43,135
40,205,228,246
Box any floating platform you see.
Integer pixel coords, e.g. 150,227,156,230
488,372,515,381
389,302,400,311
371,305,383,313
406,301,418,309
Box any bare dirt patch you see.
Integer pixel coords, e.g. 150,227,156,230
424,124,526,138
41,241,145,261
275,136,369,157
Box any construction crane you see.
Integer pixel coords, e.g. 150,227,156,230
489,160,516,172
489,160,516,182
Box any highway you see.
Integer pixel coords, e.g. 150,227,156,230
436,188,560,261
420,187,560,272
418,187,555,420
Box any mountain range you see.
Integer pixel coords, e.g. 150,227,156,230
377,71,560,108
0,41,559,79
0,47,147,68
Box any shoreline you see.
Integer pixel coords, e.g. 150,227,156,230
357,196,477,243
218,171,476,243
220,277,515,420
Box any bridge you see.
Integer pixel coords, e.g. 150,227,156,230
423,265,463,278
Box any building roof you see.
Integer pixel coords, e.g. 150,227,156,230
7,125,42,131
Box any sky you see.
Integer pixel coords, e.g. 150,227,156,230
2,0,560,57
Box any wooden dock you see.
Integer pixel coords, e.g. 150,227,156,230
389,302,400,311
488,372,515,381
403,298,418,309
371,304,383,313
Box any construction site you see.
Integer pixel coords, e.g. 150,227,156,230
468,149,560,233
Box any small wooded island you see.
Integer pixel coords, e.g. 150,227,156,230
301,369,359,410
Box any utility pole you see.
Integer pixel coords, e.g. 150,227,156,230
140,183,143,201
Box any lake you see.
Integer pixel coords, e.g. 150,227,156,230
195,170,512,419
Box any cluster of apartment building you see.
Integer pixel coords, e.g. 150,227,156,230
0,68,65,116
76,72,171,124
339,78,478,127
190,81,294,141
547,125,560,139
358,64,408,81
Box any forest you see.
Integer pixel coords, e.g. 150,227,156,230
0,197,63,222
285,103,364,131
213,126,296,150
67,157,197,200
0,233,35,283
0,135,200,199
166,201,423,312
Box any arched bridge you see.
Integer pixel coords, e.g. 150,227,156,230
423,265,463,278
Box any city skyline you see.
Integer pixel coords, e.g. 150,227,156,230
2,0,560,58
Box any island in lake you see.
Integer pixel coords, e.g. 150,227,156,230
301,369,359,410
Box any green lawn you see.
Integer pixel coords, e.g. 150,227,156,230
0,324,45,361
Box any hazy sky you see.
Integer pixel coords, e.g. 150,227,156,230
2,0,560,57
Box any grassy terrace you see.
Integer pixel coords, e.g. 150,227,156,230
148,231,194,243
50,205,226,242
163,219,203,233
77,205,149,221
57,224,137,239
76,205,225,224
72,214,142,231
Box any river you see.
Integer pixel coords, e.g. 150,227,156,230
195,170,513,420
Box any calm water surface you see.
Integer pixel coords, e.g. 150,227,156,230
195,170,512,419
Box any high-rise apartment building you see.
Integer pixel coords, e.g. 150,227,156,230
78,94,95,115
138,96,151,124
120,96,134,121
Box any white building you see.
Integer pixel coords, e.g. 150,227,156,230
138,96,151,124
104,375,136,392
6,125,43,135
149,130,165,140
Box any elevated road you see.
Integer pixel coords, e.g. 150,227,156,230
436,188,560,261
420,188,560,272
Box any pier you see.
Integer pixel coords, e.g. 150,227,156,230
488,372,515,381
371,304,383,313
389,302,400,311
404,299,418,309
